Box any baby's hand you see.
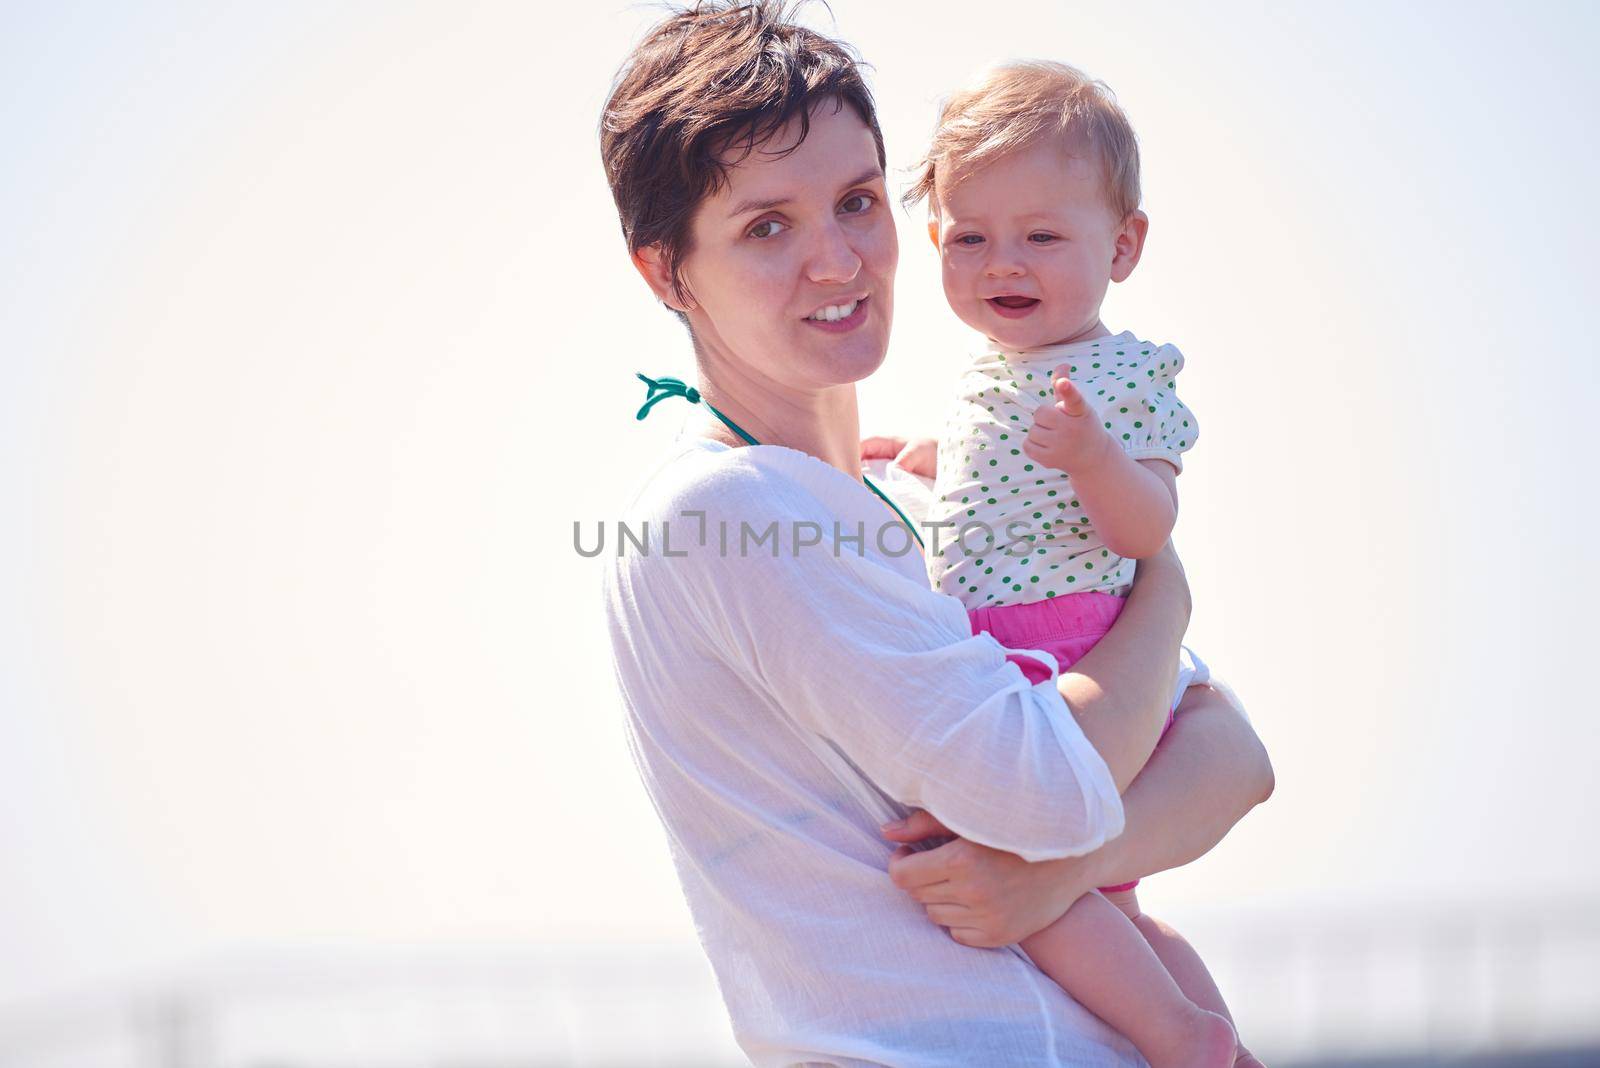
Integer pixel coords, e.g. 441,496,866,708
1024,373,1117,475
861,435,938,479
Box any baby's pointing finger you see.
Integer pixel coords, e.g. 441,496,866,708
1053,377,1089,417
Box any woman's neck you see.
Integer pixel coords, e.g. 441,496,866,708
692,356,863,482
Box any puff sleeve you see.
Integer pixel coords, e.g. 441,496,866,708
1091,342,1199,473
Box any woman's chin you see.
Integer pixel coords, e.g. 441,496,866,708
796,322,890,386
843,351,889,385
831,337,891,386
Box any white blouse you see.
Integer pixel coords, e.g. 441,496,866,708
602,434,1161,1066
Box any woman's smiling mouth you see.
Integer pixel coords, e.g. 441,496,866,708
803,295,868,332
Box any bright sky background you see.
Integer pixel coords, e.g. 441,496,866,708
3,0,1598,1015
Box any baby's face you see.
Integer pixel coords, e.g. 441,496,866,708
931,136,1143,351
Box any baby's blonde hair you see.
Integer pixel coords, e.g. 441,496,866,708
907,60,1141,221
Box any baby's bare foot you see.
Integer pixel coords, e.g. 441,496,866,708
1144,1006,1236,1068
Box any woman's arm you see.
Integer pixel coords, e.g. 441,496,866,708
663,462,1129,862
1088,683,1273,886
884,685,1273,948
1057,540,1190,793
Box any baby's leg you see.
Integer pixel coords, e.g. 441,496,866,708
1117,679,1270,1066
1021,890,1235,1068
1104,888,1265,1068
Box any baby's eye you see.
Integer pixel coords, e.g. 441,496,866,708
747,219,789,240
1028,233,1059,244
839,193,876,215
954,234,985,246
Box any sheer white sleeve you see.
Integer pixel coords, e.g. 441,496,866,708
639,461,1126,862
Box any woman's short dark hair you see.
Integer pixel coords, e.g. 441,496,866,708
599,1,885,309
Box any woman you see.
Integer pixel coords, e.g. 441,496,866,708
599,4,1273,1064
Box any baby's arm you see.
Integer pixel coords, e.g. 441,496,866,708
1024,376,1177,559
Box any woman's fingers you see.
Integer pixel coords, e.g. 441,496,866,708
887,848,960,903
880,809,953,842
922,902,972,927
860,435,907,460
948,925,1003,949
886,848,934,889
886,834,1017,946
893,438,939,478
887,842,957,890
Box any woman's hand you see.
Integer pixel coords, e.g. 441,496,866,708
882,811,1105,948
881,685,1273,948
860,435,938,479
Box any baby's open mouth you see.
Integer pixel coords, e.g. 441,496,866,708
989,296,1039,309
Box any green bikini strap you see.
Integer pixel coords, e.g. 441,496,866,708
633,373,925,549
635,374,758,446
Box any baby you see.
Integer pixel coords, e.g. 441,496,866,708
866,61,1257,1068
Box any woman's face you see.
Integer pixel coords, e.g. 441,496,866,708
668,101,897,391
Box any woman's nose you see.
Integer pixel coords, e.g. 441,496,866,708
806,222,862,285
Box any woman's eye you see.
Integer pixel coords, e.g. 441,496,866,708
1029,233,1058,244
839,193,876,215
747,219,789,240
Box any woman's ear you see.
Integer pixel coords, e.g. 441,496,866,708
1109,209,1149,284
630,245,695,312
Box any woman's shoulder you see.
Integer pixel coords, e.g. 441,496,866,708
606,435,931,602
601,436,941,649
622,436,840,525
608,436,863,586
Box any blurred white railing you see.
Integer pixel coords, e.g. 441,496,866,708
0,946,743,1068
2,900,1597,1067
1166,897,1600,1061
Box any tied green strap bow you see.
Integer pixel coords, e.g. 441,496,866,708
633,372,924,548
635,373,698,414
635,374,753,446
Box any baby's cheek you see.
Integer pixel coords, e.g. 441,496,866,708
938,265,957,303
940,262,980,326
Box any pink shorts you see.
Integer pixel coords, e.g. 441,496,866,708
967,590,1177,895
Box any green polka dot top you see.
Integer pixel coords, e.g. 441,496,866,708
926,330,1199,609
